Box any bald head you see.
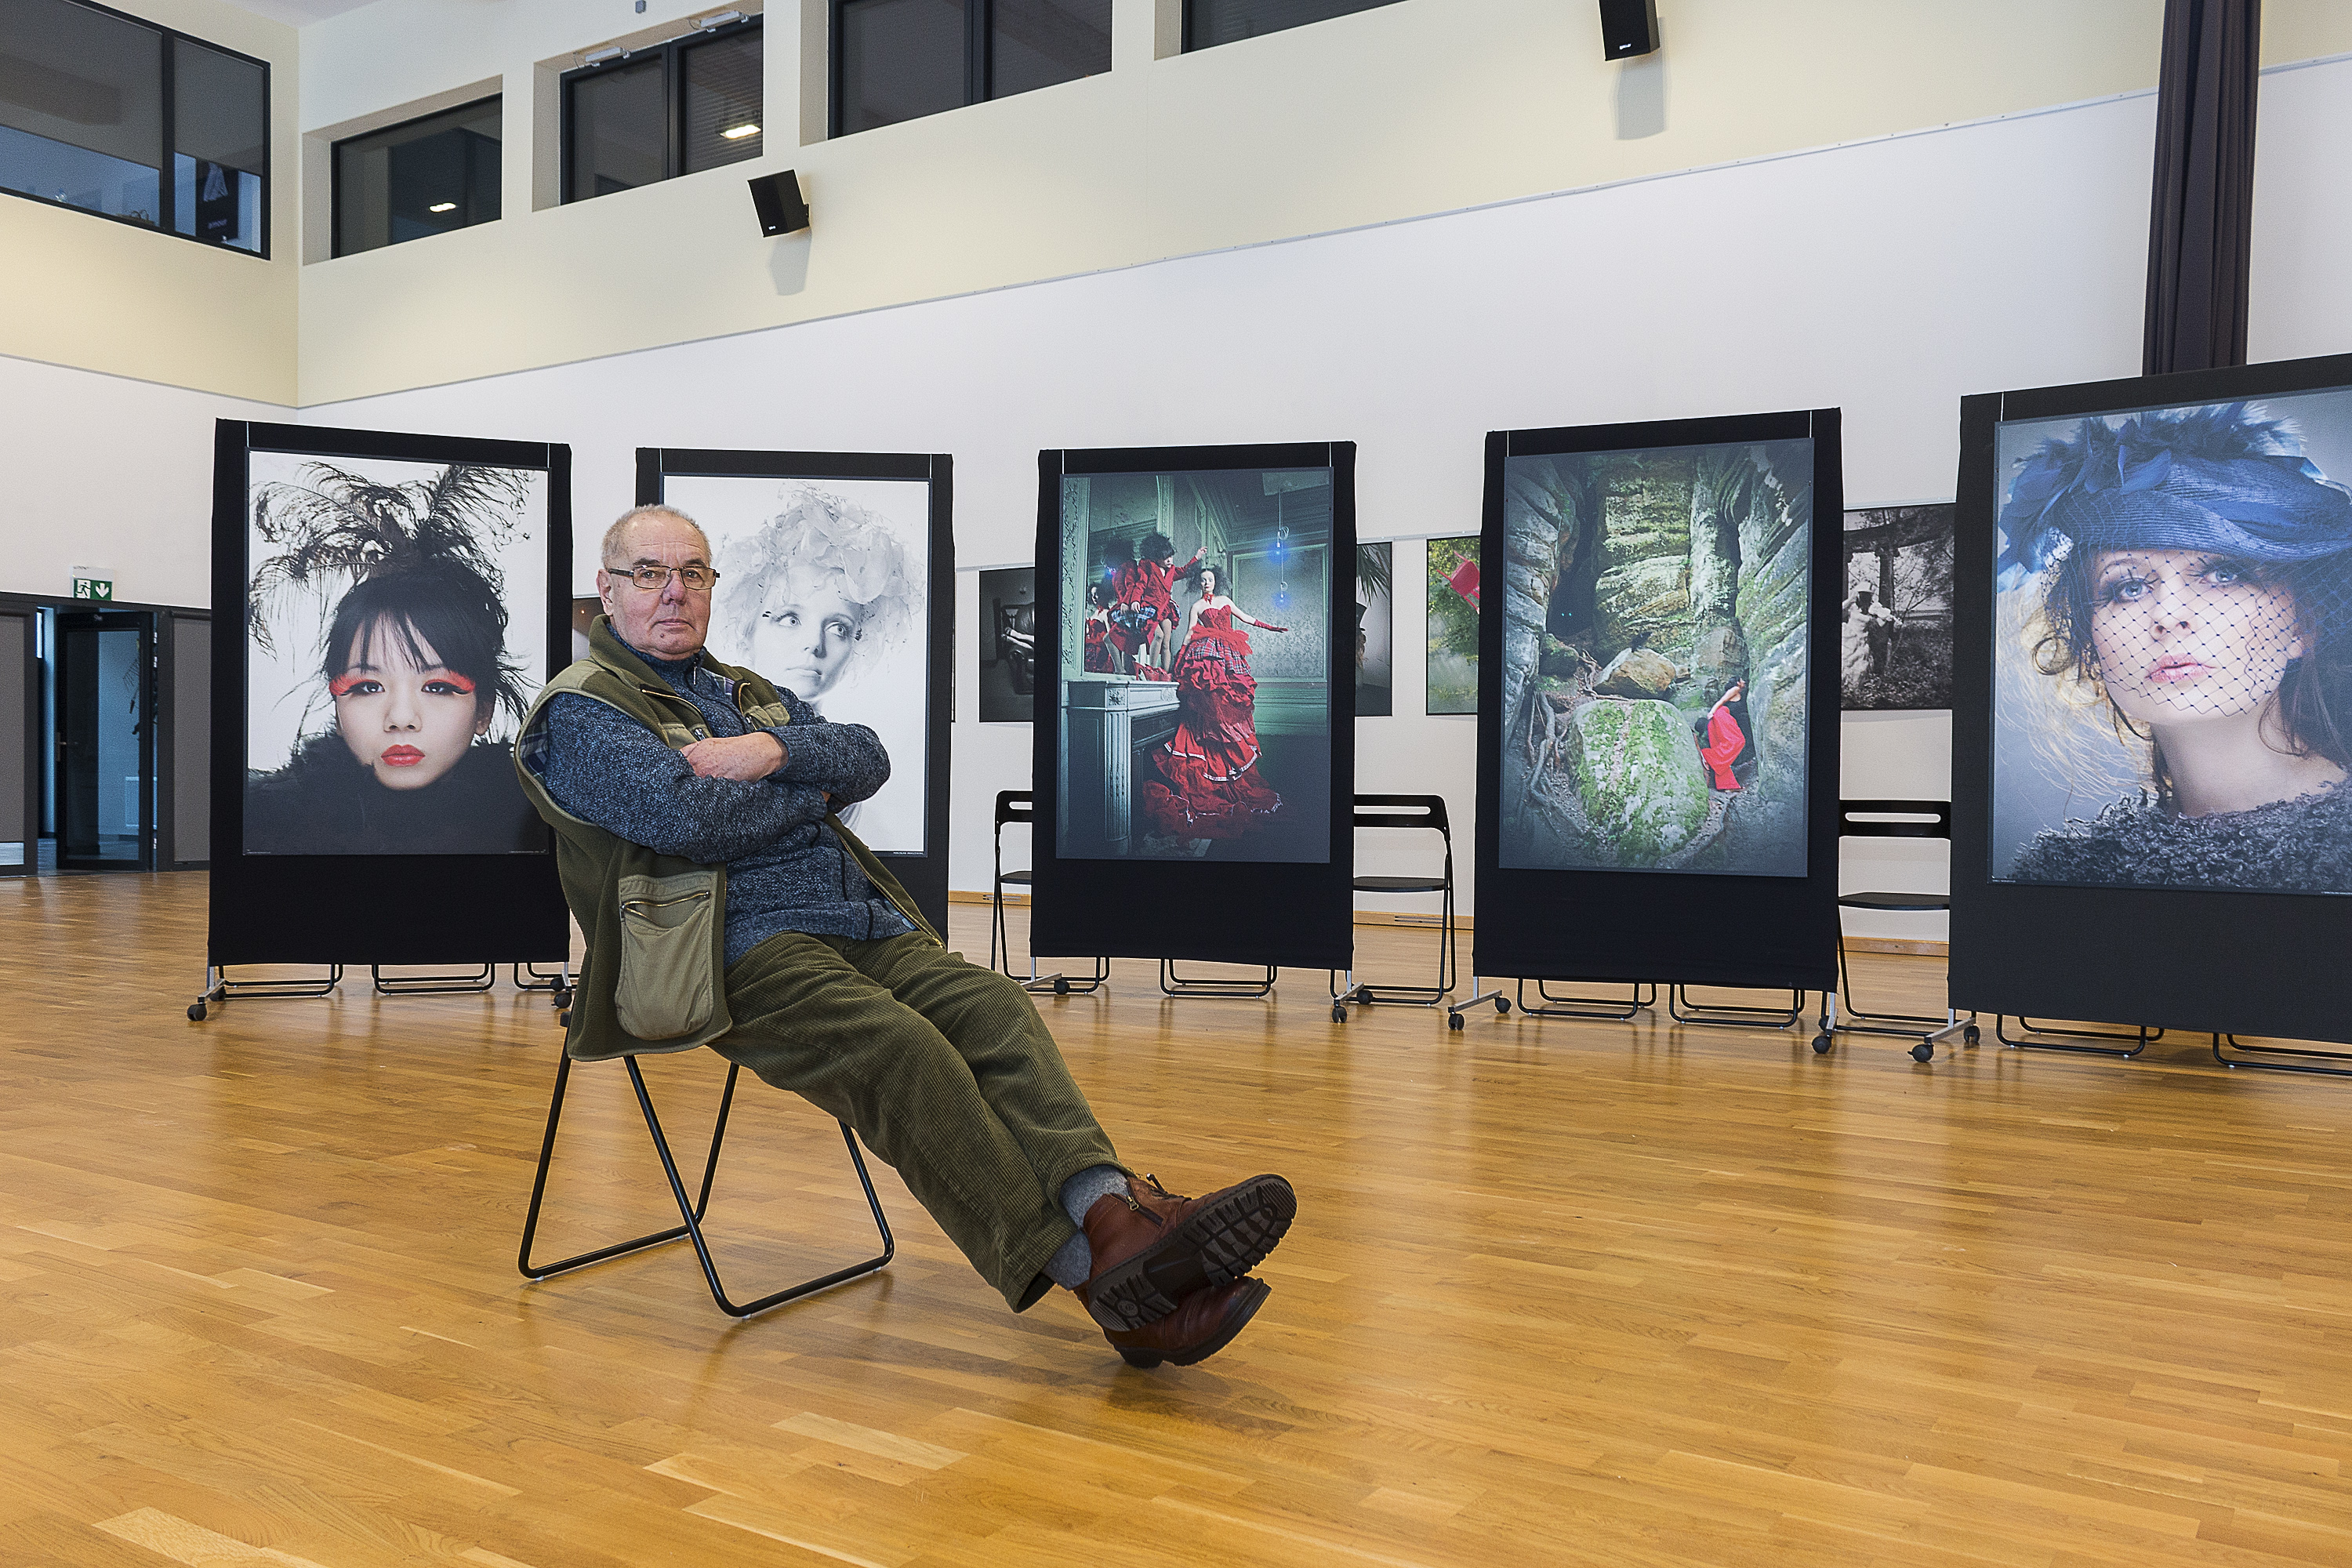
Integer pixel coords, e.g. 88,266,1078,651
603,503,710,567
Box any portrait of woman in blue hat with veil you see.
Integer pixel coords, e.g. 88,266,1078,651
1994,399,2352,894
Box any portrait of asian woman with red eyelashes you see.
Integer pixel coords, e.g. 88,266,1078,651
243,459,543,856
1994,401,2352,895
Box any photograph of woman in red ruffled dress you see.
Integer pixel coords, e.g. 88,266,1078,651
1142,563,1289,842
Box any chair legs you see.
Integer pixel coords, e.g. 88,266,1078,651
518,1053,893,1319
1834,929,1978,1061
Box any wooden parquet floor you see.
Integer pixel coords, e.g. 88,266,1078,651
5,873,2352,1566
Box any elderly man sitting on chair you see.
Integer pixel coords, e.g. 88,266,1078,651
514,504,1294,1368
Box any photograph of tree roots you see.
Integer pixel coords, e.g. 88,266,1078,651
1500,439,1814,876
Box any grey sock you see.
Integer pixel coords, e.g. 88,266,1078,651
1044,1165,1129,1289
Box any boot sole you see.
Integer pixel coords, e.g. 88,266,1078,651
1116,1276,1272,1370
1087,1174,1295,1332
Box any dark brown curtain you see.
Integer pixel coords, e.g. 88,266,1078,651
2143,0,2263,375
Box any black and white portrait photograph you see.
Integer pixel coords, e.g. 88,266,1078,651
244,451,548,856
1356,542,1393,717
660,473,932,853
1992,388,2352,895
1841,504,1954,711
978,566,1036,723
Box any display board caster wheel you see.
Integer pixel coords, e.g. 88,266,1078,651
187,1001,207,1022
1911,1041,1934,1062
1963,1025,1980,1046
1331,1004,1348,1023
1054,977,1070,996
1810,1033,1833,1054
1448,1013,1465,1032
551,986,574,1009
1495,997,1511,1015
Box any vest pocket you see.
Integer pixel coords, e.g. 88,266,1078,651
615,871,717,1040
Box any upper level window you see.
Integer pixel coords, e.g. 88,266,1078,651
833,0,1109,136
1184,0,1402,51
0,0,268,254
332,97,499,257
561,14,762,204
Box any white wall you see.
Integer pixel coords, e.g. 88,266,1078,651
291,75,2204,937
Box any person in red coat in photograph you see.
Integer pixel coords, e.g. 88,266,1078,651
1698,678,1751,791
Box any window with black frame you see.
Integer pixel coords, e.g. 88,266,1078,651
1183,0,1402,51
562,15,763,204
0,0,269,252
332,97,499,257
833,0,1110,136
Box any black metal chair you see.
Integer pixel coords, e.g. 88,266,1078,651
1834,798,1976,1062
991,789,1109,996
1329,794,1457,1023
517,1051,893,1320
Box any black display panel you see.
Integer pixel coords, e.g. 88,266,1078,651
1474,410,1843,988
1031,442,1356,968
637,448,955,939
1952,353,2352,1043
209,420,570,965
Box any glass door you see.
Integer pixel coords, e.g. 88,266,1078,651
55,610,155,871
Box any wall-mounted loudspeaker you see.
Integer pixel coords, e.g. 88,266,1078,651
749,169,809,237
1597,0,1659,60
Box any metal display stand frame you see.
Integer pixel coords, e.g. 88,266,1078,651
189,963,344,1020
1160,960,1276,1000
372,963,496,996
518,1054,894,1320
1668,985,1838,1054
1512,979,1657,1022
2211,1034,2352,1077
1995,1016,2161,1058
1444,976,1515,1030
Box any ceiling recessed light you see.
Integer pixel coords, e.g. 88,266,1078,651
720,123,760,140
427,201,456,213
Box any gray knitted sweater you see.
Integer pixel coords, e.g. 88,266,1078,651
535,644,913,964
2007,779,2352,895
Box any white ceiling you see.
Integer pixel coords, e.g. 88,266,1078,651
215,0,382,25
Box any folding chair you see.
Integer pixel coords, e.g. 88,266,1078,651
517,1050,894,1319
990,789,1109,996
1330,794,1457,1022
1834,798,1976,1062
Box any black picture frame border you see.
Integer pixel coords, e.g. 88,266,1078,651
636,446,956,942
1951,350,2352,1044
1031,439,1357,970
1472,408,1845,991
208,419,572,966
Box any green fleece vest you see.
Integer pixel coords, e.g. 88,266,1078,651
514,616,938,1062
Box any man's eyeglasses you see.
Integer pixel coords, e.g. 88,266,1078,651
613,563,720,593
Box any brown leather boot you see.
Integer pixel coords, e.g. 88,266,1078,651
1103,1277,1272,1369
1074,1172,1295,1333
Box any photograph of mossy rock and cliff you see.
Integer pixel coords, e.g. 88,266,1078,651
1498,440,1816,877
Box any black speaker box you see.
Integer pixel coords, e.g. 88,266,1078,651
1598,0,1659,60
749,169,809,237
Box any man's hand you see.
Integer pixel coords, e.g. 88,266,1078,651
682,732,786,781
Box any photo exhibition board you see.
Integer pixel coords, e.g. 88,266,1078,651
1356,543,1393,717
1030,442,1357,969
1426,534,1479,714
1841,504,1955,711
1473,410,1844,989
209,421,572,966
639,448,954,941
978,566,1036,723
1951,352,2352,1044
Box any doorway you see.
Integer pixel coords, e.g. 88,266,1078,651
53,609,156,871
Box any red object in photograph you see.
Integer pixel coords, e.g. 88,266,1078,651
1447,557,1481,608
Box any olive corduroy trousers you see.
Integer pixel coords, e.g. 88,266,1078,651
710,930,1120,1311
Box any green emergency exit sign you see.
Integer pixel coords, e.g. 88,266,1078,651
71,577,114,601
